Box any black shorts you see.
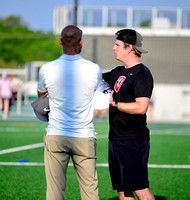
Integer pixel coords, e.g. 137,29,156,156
108,139,150,195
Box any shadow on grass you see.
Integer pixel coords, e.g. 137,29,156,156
154,196,167,200
108,195,167,200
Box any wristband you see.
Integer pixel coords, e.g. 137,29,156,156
114,103,117,108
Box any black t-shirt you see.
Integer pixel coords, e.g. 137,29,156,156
103,64,154,140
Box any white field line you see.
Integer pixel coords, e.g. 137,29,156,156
0,143,44,155
148,164,190,169
0,135,108,155
0,127,188,156
0,127,45,132
1,126,190,136
0,143,190,169
0,162,45,166
0,162,190,168
150,129,190,136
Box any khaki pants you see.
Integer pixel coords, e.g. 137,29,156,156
44,135,99,200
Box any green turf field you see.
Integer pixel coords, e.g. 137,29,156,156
0,118,190,200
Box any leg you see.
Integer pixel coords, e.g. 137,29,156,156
118,191,135,200
94,109,100,118
134,188,155,200
72,137,99,200
3,99,9,119
118,188,155,200
0,97,2,110
44,135,70,200
131,141,155,200
109,140,154,200
101,108,109,118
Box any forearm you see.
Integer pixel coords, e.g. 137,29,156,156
117,101,147,115
109,91,150,115
111,97,150,115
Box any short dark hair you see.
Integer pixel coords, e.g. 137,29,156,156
61,25,82,52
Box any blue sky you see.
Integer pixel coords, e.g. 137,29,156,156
0,0,190,32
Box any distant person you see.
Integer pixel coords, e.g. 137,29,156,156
103,29,155,200
94,108,109,119
11,76,23,104
0,72,12,120
37,25,105,200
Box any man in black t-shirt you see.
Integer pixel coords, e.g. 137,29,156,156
103,29,155,200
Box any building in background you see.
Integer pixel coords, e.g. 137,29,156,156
53,6,190,34
52,5,190,122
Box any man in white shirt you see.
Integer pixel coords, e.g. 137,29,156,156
37,25,104,200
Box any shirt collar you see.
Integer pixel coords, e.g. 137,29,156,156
60,54,81,60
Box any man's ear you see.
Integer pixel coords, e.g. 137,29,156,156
128,44,133,53
79,39,82,47
59,38,63,46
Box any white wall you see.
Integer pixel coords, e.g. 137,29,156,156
152,84,190,122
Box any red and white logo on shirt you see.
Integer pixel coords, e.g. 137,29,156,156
114,76,126,93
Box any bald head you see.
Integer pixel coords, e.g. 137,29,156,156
59,25,83,55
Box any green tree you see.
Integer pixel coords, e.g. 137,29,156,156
0,15,61,68
140,19,151,27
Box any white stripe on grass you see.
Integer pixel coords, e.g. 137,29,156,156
0,127,46,132
148,164,190,169
0,135,108,155
0,142,190,169
1,125,190,136
0,143,44,155
0,143,189,169
0,162,190,168
150,129,190,136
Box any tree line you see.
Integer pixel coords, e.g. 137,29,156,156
0,15,62,68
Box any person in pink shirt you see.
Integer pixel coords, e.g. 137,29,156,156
0,72,12,120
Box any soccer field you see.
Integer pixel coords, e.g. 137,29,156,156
0,118,190,200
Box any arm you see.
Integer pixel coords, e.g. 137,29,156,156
102,71,112,86
109,90,150,115
37,65,49,98
95,66,105,92
37,91,48,98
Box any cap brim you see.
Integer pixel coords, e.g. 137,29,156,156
134,46,148,53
